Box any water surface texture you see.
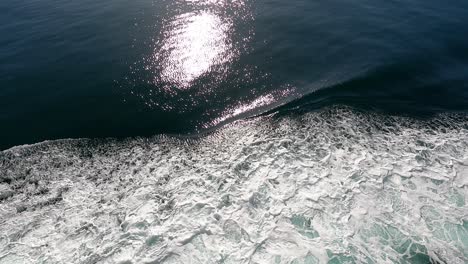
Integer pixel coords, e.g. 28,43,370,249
1,0,468,148
1,107,468,263
1,0,468,263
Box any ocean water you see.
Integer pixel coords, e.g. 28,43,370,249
1,107,468,263
1,0,468,263
1,0,468,149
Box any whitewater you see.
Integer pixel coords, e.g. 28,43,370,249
0,107,467,263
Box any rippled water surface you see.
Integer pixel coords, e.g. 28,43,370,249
1,107,468,263
1,0,468,148
1,0,468,263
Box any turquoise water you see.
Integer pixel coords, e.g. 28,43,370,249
1,107,467,263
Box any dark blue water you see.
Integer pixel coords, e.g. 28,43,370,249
1,0,468,150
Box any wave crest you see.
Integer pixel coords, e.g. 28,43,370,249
1,107,467,263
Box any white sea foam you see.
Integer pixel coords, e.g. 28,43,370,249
0,107,467,263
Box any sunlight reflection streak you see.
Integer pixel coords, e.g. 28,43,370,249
156,11,232,88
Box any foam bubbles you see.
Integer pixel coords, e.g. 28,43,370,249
0,107,467,263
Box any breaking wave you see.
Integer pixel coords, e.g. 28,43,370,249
1,106,468,263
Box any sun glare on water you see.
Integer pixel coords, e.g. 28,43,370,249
156,11,232,88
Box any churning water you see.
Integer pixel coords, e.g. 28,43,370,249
1,0,468,263
1,107,468,263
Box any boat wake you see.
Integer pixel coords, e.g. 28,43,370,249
1,107,467,263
